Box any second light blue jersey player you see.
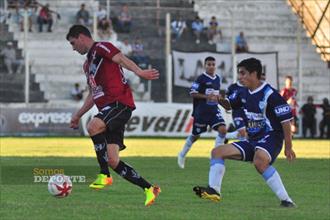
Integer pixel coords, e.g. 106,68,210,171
190,72,225,133
178,56,227,169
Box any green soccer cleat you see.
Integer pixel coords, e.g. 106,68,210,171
144,186,161,206
193,186,221,202
89,174,113,190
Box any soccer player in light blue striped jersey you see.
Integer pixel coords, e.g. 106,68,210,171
178,56,227,169
193,58,296,208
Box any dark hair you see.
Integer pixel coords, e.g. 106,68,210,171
66,25,92,40
204,56,215,64
237,57,262,79
285,75,293,81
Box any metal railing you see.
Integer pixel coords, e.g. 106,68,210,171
288,0,330,62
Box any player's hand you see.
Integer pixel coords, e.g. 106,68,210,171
284,147,296,162
70,113,80,129
207,94,218,102
137,69,159,80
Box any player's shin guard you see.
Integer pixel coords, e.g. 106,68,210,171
215,133,226,147
114,160,152,190
208,158,225,194
91,133,110,176
262,166,293,203
180,135,197,157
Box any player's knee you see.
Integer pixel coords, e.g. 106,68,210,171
191,134,200,142
211,147,223,158
87,119,104,135
253,157,269,173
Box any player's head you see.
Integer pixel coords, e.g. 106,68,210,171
204,56,216,75
66,25,93,55
285,75,293,88
237,58,262,87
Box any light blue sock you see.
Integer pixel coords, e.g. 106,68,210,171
180,135,196,157
262,166,293,202
208,158,225,193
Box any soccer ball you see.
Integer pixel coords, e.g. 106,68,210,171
48,174,72,198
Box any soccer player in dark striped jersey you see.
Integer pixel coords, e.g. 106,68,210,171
193,58,296,208
66,25,160,206
178,56,228,169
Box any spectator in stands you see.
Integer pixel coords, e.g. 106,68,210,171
118,38,133,57
96,5,107,24
171,17,186,42
191,16,204,44
280,75,298,133
117,4,132,33
17,1,36,32
207,16,222,45
131,38,149,69
37,3,54,32
0,41,24,74
318,98,330,139
97,18,112,40
235,31,248,52
76,4,90,26
71,83,85,101
300,96,317,138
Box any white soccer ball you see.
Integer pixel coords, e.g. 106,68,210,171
48,174,72,198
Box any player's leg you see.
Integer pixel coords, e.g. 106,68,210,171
253,135,295,207
106,103,160,206
107,143,160,206
87,117,112,189
212,113,227,147
193,141,246,202
177,119,205,168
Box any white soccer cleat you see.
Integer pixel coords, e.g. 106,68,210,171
177,153,185,169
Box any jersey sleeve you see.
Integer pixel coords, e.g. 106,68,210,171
228,89,242,109
269,92,293,123
190,76,202,94
95,42,120,60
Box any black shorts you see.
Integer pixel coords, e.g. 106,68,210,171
95,102,132,151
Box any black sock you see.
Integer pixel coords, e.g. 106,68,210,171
114,160,152,190
91,133,110,176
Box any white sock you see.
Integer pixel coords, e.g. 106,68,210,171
262,166,293,202
180,135,195,157
225,130,238,139
214,133,225,147
208,158,225,194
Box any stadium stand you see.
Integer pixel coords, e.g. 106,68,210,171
2,0,328,103
194,0,329,102
0,22,45,102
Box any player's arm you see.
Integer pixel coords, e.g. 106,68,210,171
70,90,94,129
218,96,231,110
112,52,159,80
281,120,296,162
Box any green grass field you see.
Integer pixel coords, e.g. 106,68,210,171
0,137,329,220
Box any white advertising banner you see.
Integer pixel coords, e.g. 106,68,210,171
81,102,233,137
172,51,278,90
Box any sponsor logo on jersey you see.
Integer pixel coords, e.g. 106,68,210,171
274,104,291,116
191,82,199,90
